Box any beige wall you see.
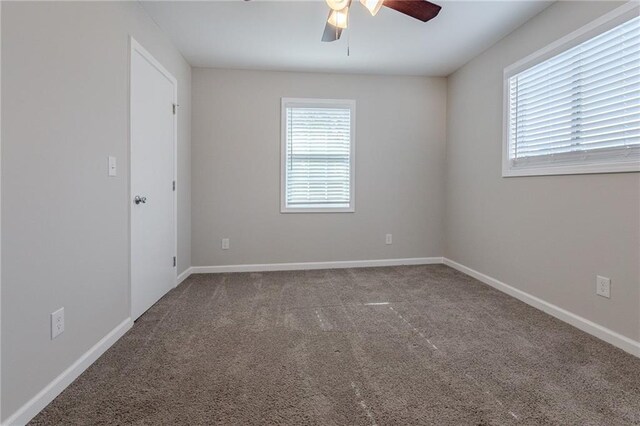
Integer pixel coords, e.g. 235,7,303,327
444,1,640,341
1,2,191,420
191,69,447,267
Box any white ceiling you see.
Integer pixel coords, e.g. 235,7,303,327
141,0,553,76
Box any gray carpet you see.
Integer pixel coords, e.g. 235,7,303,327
31,265,640,425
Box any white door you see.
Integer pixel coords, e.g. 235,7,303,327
130,39,176,320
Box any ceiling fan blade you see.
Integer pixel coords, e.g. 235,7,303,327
383,0,441,22
322,11,343,42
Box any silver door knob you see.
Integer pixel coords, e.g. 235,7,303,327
134,196,147,205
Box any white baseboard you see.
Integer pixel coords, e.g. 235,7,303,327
443,258,640,358
191,257,443,274
177,267,193,285
3,318,133,426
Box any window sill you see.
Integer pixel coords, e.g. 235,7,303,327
281,207,355,214
502,161,640,177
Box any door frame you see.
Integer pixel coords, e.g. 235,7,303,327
129,37,178,320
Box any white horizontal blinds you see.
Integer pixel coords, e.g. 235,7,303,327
285,106,351,208
509,15,640,167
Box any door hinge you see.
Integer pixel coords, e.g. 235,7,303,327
173,180,176,191
172,103,177,115
173,256,177,267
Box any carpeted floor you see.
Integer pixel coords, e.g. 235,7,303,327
31,265,640,425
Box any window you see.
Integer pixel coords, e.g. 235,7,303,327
503,4,639,177
281,98,355,212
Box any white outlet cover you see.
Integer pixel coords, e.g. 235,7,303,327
51,307,65,339
385,234,392,245
221,238,230,250
596,275,611,299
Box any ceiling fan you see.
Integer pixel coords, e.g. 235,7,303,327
322,0,442,42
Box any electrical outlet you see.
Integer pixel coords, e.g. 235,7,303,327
385,234,392,245
51,307,65,339
596,275,611,299
221,238,230,250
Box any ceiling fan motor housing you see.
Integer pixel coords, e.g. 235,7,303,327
326,0,350,11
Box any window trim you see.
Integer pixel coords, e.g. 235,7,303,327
502,2,640,178
280,97,356,213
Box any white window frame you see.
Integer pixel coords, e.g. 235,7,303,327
502,2,640,177
280,97,356,213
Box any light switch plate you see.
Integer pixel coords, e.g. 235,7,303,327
108,156,117,177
